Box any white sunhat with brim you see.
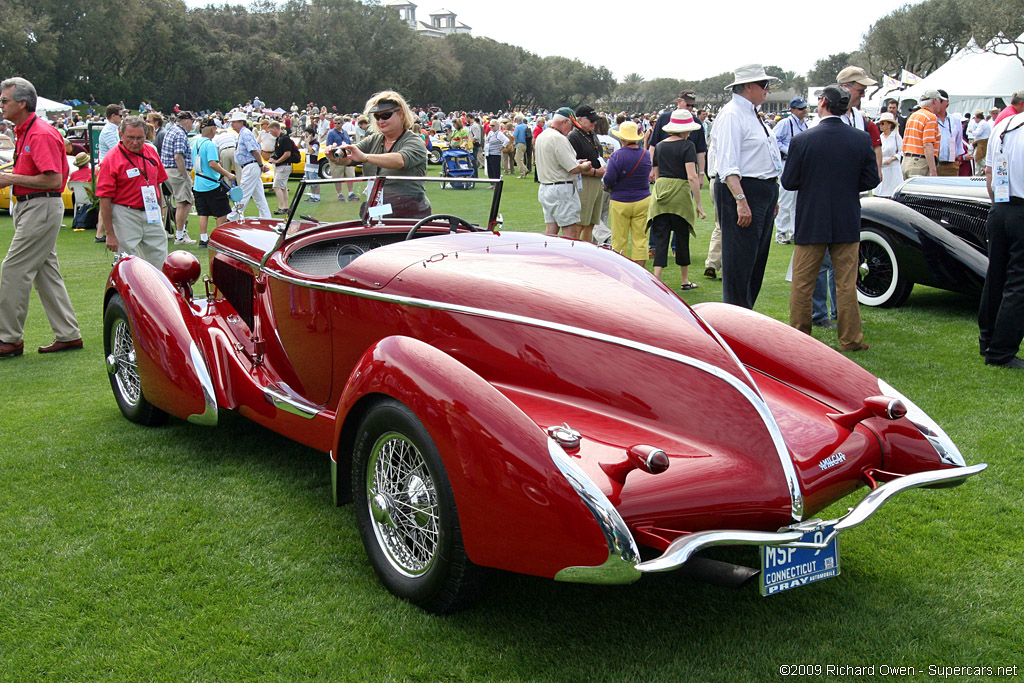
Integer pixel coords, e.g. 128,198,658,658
229,111,248,122
663,109,702,134
725,64,780,90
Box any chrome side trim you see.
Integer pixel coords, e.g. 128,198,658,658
254,258,804,521
186,341,218,426
636,463,986,574
547,438,641,584
263,385,320,419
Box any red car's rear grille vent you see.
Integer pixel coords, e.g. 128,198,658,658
895,196,988,254
211,258,255,329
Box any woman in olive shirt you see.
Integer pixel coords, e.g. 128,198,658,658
328,90,429,218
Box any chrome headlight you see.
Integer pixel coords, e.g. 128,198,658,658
878,379,966,466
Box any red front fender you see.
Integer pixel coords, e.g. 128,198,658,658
106,256,217,426
331,335,614,579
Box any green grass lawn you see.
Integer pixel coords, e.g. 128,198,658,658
1,173,1022,681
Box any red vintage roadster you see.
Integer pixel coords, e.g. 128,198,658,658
103,176,985,612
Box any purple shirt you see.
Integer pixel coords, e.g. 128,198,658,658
603,146,651,203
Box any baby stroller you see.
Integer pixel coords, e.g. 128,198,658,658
440,149,476,190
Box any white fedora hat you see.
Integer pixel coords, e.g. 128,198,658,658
725,64,780,90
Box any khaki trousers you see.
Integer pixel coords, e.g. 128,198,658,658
705,178,722,270
790,241,862,349
937,161,960,176
0,197,80,343
973,139,988,174
112,204,168,269
218,147,236,177
515,143,528,176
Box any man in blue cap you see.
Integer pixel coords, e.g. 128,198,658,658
772,96,809,244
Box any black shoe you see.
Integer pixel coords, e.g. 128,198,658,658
94,235,106,243
273,209,288,215
813,320,838,329
985,356,1024,369
703,267,716,279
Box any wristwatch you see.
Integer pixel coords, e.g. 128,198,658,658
735,193,746,201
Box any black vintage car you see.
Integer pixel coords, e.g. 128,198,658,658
858,176,989,307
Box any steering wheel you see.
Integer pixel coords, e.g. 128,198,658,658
405,214,483,241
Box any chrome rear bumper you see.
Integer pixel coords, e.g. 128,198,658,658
635,462,987,574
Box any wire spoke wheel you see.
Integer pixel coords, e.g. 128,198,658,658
366,432,439,576
103,293,167,426
352,398,483,612
110,319,142,407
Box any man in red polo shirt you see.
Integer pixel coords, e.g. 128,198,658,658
96,115,169,268
0,76,82,358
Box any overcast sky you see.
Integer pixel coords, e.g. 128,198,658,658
186,0,922,81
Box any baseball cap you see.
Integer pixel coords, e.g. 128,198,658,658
176,110,194,120
555,107,577,121
678,89,697,103
836,66,877,86
199,116,217,129
819,85,851,110
920,88,947,102
575,105,599,122
789,97,808,109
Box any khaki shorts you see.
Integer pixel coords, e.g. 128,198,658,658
164,167,194,205
901,155,930,179
330,161,355,179
538,182,580,228
579,175,604,226
273,164,290,190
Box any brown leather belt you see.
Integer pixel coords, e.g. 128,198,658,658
14,191,62,201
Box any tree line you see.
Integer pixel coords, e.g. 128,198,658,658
0,0,614,113
1,0,1020,115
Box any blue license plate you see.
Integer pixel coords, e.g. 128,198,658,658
760,524,840,596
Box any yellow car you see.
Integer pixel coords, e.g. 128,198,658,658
0,156,78,212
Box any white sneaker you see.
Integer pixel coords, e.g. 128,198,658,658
174,233,197,245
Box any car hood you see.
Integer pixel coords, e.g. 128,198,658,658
341,231,754,390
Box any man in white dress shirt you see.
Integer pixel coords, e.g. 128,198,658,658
709,64,783,309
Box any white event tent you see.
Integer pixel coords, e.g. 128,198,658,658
875,34,1024,116
36,96,73,118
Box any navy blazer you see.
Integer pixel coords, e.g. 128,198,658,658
780,117,880,244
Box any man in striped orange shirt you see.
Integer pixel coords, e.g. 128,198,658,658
901,89,944,178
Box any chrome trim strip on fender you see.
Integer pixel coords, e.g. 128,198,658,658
186,341,218,426
238,255,803,522
547,438,641,585
263,385,320,418
636,463,986,574
878,378,967,467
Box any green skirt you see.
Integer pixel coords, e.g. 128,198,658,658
647,177,696,237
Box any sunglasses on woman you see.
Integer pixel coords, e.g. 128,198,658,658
373,110,398,121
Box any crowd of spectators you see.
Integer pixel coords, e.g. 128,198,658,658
4,74,1024,368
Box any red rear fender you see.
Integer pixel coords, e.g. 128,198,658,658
332,335,622,579
106,257,217,426
693,302,881,412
